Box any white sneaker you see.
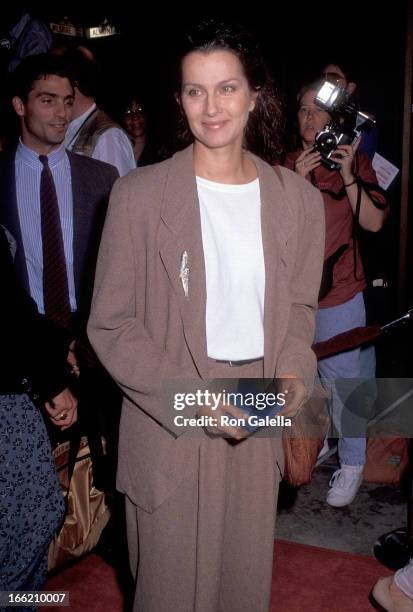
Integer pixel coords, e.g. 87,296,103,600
326,465,364,507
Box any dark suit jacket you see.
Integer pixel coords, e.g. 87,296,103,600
0,225,71,399
0,148,119,330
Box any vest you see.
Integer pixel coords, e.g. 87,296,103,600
71,108,127,157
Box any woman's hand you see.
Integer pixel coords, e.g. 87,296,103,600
45,387,78,430
276,376,308,419
294,149,322,178
197,402,250,441
332,137,385,231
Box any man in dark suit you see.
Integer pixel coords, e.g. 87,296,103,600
0,54,119,446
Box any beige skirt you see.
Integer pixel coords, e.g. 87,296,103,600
126,359,283,612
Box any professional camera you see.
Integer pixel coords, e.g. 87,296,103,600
313,80,376,170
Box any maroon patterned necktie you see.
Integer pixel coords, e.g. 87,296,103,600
39,154,72,327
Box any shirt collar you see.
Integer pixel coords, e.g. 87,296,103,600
16,138,67,170
65,102,97,147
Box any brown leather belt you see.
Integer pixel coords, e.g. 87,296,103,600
213,357,263,367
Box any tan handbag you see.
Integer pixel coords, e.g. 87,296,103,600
363,435,409,484
48,436,110,572
282,385,330,487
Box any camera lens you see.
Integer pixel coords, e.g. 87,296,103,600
315,131,337,155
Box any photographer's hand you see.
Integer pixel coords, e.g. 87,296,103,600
334,139,359,183
334,138,385,231
294,149,322,178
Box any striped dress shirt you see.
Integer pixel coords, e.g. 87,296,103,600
15,140,77,314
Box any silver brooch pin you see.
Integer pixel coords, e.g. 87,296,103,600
179,250,189,298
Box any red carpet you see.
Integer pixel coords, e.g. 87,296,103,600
41,540,392,611
270,540,392,611
40,554,124,612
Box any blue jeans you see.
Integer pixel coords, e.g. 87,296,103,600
315,292,376,466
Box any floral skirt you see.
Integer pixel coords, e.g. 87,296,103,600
0,394,65,608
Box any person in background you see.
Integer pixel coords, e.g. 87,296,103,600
121,95,150,166
284,80,387,507
88,20,324,612
0,7,53,151
0,7,52,73
0,51,119,366
0,53,119,498
57,46,136,177
319,60,378,159
119,93,162,167
0,224,77,599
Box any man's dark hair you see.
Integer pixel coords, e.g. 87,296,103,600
11,53,75,102
318,58,359,85
173,20,285,165
56,47,99,99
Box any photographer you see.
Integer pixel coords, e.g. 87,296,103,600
284,80,387,507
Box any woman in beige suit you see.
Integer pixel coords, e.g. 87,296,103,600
88,21,325,612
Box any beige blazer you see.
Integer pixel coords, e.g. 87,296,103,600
87,145,325,513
